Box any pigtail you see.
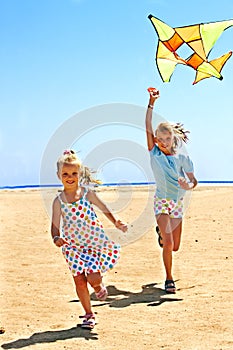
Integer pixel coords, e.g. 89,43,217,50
79,165,102,185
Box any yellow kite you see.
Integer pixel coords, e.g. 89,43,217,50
148,15,233,84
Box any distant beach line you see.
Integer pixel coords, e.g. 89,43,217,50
0,181,233,190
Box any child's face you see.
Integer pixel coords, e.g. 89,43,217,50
58,163,80,189
156,131,173,154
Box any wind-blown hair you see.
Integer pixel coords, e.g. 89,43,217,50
57,150,101,185
155,122,190,154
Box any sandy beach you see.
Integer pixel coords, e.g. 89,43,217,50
0,185,233,350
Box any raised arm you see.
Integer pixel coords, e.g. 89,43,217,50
145,88,160,151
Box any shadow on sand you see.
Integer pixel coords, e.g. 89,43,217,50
1,326,98,349
70,282,182,308
1,283,183,349
91,282,183,308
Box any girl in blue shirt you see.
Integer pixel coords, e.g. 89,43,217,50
146,88,198,293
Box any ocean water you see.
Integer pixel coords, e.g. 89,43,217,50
1,181,233,190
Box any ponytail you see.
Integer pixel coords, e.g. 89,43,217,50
172,123,190,144
79,165,102,185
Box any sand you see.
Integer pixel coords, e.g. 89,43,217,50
0,185,233,350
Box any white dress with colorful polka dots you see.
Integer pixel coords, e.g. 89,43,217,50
59,188,121,276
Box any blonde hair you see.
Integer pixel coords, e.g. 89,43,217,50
57,150,101,185
155,122,190,153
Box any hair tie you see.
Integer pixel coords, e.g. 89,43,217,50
63,149,75,155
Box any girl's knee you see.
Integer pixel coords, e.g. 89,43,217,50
173,238,181,251
173,245,180,252
87,272,102,288
162,232,173,249
73,273,87,289
163,240,173,251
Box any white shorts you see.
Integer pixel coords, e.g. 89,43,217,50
154,196,184,218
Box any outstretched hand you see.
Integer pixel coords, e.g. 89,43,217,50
147,87,160,104
115,219,128,233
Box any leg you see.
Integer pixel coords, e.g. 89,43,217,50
74,273,96,329
87,272,102,294
156,214,174,281
87,272,108,301
73,273,92,315
156,225,163,247
170,218,182,251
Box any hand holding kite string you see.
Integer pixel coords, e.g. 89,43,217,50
148,87,160,97
148,15,233,84
147,87,160,106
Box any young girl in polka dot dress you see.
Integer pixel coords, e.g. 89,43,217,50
51,150,127,329
146,88,198,294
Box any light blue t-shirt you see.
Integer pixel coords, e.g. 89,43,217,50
150,144,194,200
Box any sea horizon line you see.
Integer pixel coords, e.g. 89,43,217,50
1,181,233,190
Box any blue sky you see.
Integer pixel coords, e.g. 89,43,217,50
0,0,233,186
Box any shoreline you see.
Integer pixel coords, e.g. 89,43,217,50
1,181,233,192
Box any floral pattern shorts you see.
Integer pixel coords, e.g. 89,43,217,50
154,196,184,218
